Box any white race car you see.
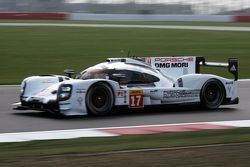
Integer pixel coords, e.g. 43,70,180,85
14,56,239,116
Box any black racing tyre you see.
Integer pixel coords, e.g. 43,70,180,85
200,79,225,109
86,82,114,116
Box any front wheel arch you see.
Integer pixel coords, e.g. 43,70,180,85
200,78,226,109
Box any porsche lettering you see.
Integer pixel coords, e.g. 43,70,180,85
155,57,194,62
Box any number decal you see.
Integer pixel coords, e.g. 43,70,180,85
129,90,144,108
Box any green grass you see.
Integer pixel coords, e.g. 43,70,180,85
1,128,250,161
0,24,250,84
1,19,250,27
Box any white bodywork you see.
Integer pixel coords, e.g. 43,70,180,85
17,57,238,116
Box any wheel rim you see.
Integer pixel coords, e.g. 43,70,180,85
201,79,225,109
91,88,108,108
205,83,220,103
86,83,114,115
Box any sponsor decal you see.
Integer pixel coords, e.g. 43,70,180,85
226,81,234,85
227,86,231,93
124,91,127,103
37,87,54,96
129,90,143,96
37,91,50,96
144,57,196,78
150,90,158,93
108,58,126,63
155,62,189,68
129,90,144,108
77,97,83,106
154,57,194,62
225,82,234,93
76,89,85,106
145,57,152,65
117,90,125,97
230,65,237,72
76,89,86,94
163,90,199,99
152,57,195,69
42,79,56,84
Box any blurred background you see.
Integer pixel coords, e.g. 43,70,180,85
0,0,250,15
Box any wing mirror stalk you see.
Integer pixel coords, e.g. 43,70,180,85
64,69,75,78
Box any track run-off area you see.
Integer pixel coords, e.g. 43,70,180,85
0,22,250,142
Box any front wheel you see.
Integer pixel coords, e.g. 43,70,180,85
86,82,114,116
200,79,225,109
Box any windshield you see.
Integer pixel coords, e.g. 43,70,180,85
79,68,109,80
78,67,160,85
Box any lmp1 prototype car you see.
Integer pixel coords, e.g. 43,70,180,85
14,56,239,116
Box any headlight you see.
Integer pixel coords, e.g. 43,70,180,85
58,84,72,101
61,86,71,92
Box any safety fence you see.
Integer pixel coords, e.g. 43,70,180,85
0,12,250,22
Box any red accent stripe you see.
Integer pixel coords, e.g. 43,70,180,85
102,124,233,135
0,12,68,20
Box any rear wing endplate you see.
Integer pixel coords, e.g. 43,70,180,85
196,57,238,81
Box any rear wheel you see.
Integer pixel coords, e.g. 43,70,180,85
86,82,114,116
200,79,225,109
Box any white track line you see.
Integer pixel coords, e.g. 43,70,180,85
1,120,250,143
239,79,250,82
210,120,250,127
1,23,250,31
0,129,118,143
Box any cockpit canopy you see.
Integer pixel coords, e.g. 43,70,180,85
77,62,160,85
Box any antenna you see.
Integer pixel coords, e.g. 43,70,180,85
127,50,131,57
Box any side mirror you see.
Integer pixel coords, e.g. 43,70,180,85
64,69,75,78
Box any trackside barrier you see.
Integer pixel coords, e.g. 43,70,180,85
69,13,250,22
0,12,68,20
0,12,250,22
233,16,250,22
70,13,233,22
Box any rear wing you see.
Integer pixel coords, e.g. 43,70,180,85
143,56,238,81
196,57,238,81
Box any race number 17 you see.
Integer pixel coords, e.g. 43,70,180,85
129,90,144,108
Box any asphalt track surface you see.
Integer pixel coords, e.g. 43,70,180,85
0,81,249,133
1,23,250,31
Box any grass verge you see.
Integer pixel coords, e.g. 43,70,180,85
1,19,250,27
1,128,250,163
0,24,250,84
